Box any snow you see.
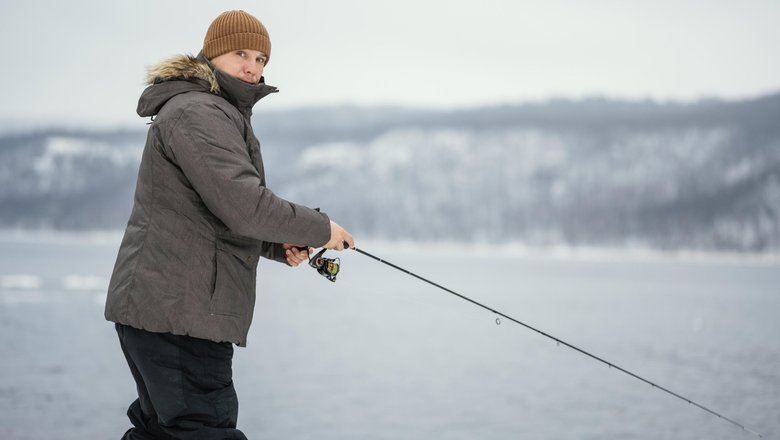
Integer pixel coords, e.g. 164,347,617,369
0,274,42,290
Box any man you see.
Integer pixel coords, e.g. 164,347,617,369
105,10,354,439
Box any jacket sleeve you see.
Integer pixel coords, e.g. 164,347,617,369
260,242,289,264
164,102,331,247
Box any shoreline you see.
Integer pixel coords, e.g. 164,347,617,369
0,228,777,267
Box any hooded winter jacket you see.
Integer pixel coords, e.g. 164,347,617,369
105,53,330,347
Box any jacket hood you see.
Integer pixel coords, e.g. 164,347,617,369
137,53,277,118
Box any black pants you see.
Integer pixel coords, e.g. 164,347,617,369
116,323,248,440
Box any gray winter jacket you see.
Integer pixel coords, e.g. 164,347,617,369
105,53,330,346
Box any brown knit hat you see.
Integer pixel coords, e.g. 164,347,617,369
203,10,271,64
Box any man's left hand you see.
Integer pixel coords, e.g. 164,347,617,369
283,244,310,267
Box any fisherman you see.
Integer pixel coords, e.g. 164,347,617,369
104,10,354,439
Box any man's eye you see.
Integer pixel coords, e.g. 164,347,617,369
236,51,246,57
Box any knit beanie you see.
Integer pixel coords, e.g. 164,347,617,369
203,10,272,64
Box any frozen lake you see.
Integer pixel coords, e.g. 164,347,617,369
0,232,777,439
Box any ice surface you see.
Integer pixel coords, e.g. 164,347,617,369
0,233,777,439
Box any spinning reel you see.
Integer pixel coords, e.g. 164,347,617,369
308,248,341,282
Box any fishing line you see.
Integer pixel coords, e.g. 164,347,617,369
344,244,763,438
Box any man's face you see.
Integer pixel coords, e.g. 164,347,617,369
210,49,267,84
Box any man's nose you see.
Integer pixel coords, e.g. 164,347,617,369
244,60,259,75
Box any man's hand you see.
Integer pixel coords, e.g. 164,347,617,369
283,244,310,267
323,221,354,251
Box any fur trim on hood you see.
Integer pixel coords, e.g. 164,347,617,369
145,53,219,93
137,52,277,118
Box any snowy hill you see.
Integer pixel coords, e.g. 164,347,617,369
1,93,779,252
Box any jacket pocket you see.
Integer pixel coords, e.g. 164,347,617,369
209,239,259,318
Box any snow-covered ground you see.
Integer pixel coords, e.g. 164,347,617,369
0,232,777,439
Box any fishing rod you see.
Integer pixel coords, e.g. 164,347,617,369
307,243,764,438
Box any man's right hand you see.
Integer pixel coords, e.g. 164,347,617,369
323,221,354,251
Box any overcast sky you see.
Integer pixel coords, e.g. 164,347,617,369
2,0,779,128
